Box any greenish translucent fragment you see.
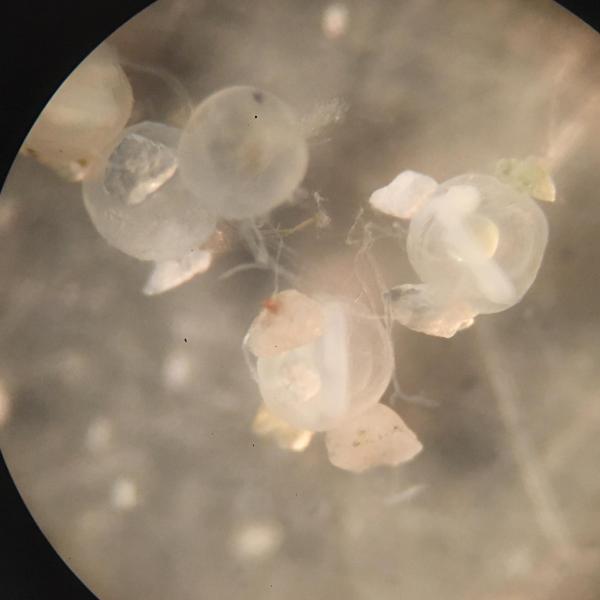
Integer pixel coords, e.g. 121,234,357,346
495,156,556,203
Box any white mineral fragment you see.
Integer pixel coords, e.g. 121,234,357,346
143,250,212,296
325,403,423,473
369,170,438,219
385,284,476,338
244,289,325,358
495,156,556,203
83,121,217,265
21,44,133,181
104,132,178,206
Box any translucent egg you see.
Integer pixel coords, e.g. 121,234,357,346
177,86,309,220
245,290,394,432
82,121,217,263
21,44,134,182
325,403,423,473
407,174,549,314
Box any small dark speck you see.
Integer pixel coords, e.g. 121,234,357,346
560,245,575,262
460,374,479,391
253,91,264,103
184,338,188,343
254,115,258,119
252,443,255,447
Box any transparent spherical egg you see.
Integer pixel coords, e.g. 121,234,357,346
247,291,394,432
82,121,217,262
177,86,309,220
407,174,548,314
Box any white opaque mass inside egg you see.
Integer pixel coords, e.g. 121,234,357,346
82,121,217,262
246,290,394,432
177,86,309,220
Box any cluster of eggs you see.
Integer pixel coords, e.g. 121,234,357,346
24,44,309,294
21,43,554,473
84,84,308,294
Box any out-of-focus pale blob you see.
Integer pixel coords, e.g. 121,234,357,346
322,3,350,40
21,44,133,181
325,403,423,473
495,156,556,203
162,352,192,391
178,86,308,220
252,404,314,452
85,417,113,452
143,250,212,296
0,378,11,428
0,196,17,233
245,290,393,432
110,478,139,511
385,284,476,338
245,289,325,358
369,170,438,219
83,121,217,266
231,520,284,561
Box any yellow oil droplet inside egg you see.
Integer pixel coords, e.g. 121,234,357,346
450,214,500,262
